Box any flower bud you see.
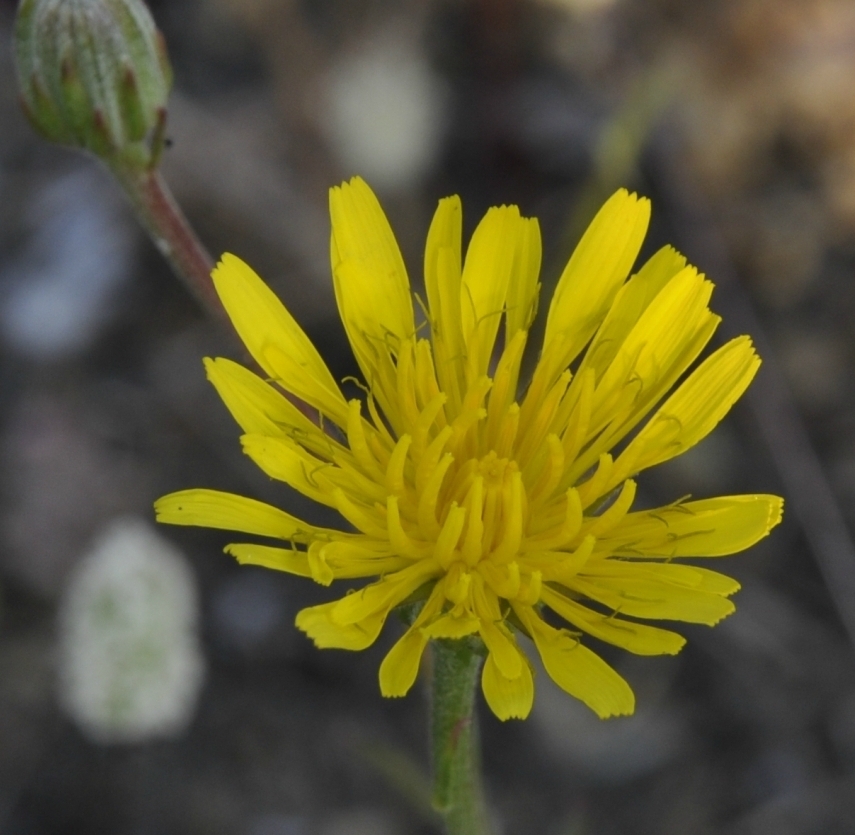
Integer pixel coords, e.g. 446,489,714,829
13,0,173,170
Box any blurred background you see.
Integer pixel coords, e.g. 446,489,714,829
2,0,855,833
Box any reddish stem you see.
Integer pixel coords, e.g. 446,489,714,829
111,165,227,326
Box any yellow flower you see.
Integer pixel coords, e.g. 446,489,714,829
155,177,782,720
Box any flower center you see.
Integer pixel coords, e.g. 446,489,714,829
432,449,525,575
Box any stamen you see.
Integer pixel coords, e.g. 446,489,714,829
460,375,494,415
434,503,467,569
493,403,520,459
523,487,582,551
414,339,445,423
418,452,455,538
526,433,564,506
307,540,334,585
412,392,448,460
583,479,637,538
386,434,412,496
517,570,542,605
367,431,392,469
448,376,491,462
449,407,487,462
517,370,571,465
478,559,521,598
444,563,472,604
543,535,596,584
386,495,429,558
442,457,473,503
576,453,614,509
460,476,485,566
480,459,505,554
490,470,524,564
333,488,388,539
484,330,527,447
416,425,453,494
327,455,388,503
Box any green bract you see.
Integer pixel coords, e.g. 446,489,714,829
14,0,172,170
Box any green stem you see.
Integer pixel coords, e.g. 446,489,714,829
431,639,493,835
109,165,228,326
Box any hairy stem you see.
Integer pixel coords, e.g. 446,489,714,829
431,639,493,835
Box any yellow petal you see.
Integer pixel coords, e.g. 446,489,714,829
588,266,716,433
240,434,337,506
225,543,313,577
566,268,721,485
579,245,687,383
379,628,430,697
295,600,387,650
379,585,445,697
476,617,523,680
205,358,347,461
226,542,410,582
307,541,335,585
315,539,413,578
329,179,413,337
588,560,741,595
332,561,439,625
481,651,534,720
517,605,634,718
421,613,481,639
614,336,760,478
424,196,465,408
211,254,348,425
154,488,325,540
541,586,686,655
601,494,784,557
570,572,736,625
460,205,530,382
467,573,523,678
330,178,415,396
544,189,650,365
504,217,542,339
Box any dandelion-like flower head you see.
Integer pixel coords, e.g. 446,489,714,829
156,178,782,719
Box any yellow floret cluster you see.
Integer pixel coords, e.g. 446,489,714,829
156,177,782,720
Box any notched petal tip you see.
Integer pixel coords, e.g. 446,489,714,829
481,652,534,721
598,698,636,720
211,251,245,282
767,495,785,531
706,597,737,626
379,629,428,698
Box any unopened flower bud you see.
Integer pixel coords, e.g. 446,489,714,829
14,0,173,170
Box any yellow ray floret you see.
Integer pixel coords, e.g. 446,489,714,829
156,177,783,721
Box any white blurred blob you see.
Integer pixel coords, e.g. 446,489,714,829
322,28,447,193
58,518,205,744
1,167,135,359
